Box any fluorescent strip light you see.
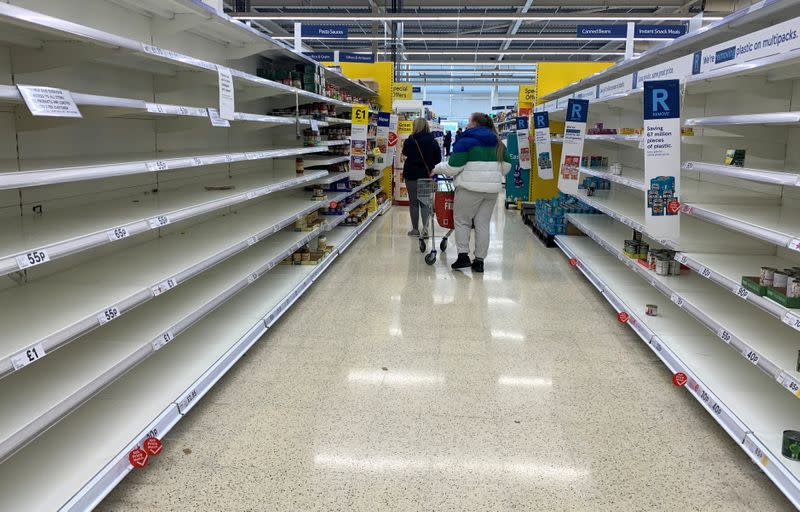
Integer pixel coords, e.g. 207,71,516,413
235,14,722,22
276,35,652,42
375,50,624,55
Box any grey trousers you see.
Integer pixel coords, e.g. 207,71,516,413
454,188,497,259
405,179,429,231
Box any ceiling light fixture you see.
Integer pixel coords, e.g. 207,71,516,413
234,13,722,22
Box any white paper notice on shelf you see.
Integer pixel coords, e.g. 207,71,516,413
558,99,589,195
515,116,531,171
532,111,553,180
643,80,681,240
310,119,320,133
17,85,82,118
207,107,230,127
216,65,235,121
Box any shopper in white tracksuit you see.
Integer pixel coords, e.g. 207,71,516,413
434,113,512,273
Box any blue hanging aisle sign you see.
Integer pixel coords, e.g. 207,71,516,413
558,99,589,195
304,51,334,62
301,25,348,38
634,25,687,39
532,111,554,180
576,25,627,38
643,79,681,241
340,52,374,63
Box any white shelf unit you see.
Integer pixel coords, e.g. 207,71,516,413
0,1,383,508
542,4,800,506
0,199,390,512
556,234,800,508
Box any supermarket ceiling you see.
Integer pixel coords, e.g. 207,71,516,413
228,0,739,73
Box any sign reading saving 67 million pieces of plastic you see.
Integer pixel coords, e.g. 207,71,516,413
558,99,589,195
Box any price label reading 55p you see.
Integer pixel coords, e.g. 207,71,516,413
97,306,121,325
16,249,50,270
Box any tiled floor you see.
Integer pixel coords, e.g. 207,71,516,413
100,202,791,511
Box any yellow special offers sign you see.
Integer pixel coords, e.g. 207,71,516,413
392,82,413,100
518,84,538,105
397,120,413,135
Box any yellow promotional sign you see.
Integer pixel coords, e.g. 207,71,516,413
352,104,369,125
518,84,538,105
392,82,413,100
398,120,413,134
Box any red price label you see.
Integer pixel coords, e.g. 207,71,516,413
143,437,163,456
329,201,338,209
617,312,629,323
667,199,681,215
672,372,687,387
129,447,149,468
568,258,577,266
387,132,398,147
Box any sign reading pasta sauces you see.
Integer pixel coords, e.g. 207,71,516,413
558,99,589,195
532,111,554,180
643,80,681,240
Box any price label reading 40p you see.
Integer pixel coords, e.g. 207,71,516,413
97,306,121,325
742,348,760,365
16,249,50,270
10,343,46,371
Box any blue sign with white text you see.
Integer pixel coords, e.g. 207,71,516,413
577,25,627,38
340,52,374,63
516,117,529,130
634,25,687,39
412,86,422,93
301,25,348,39
565,99,589,123
533,111,549,129
378,112,390,127
304,52,334,62
644,80,680,120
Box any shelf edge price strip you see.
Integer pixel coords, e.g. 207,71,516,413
777,372,800,398
152,330,175,351
97,306,121,325
10,343,46,371
148,215,170,229
151,277,178,297
784,312,800,332
16,249,50,270
107,227,130,242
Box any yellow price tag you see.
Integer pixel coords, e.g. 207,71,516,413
352,104,369,125
398,120,413,134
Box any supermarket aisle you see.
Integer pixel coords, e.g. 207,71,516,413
101,202,790,511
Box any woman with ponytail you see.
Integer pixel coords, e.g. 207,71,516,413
434,112,512,272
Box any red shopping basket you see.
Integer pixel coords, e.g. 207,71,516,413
434,179,455,229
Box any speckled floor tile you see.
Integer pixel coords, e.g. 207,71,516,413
100,204,794,511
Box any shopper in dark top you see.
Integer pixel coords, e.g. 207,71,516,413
402,117,442,237
455,127,463,142
443,130,453,156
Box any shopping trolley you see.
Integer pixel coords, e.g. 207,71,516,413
416,176,455,265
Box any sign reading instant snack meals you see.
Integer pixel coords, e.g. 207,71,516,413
558,99,589,195
643,80,681,240
392,82,413,100
518,84,538,105
532,111,554,180
350,104,369,178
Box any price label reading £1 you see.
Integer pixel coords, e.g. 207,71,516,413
10,343,46,371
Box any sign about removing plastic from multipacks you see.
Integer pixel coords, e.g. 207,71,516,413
558,99,589,195
532,111,554,180
643,79,681,240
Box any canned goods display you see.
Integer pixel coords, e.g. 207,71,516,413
760,266,776,286
645,304,658,316
775,271,789,288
